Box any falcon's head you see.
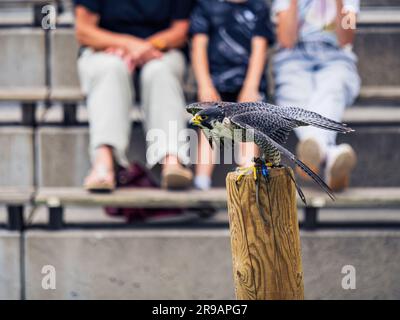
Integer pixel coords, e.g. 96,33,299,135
187,102,226,129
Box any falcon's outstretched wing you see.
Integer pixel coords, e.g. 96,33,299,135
230,111,299,145
224,102,353,134
277,106,353,133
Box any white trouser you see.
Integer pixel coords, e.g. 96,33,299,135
273,43,361,154
78,48,188,167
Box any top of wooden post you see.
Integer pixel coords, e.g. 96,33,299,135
226,166,294,183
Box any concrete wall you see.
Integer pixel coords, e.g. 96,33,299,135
24,229,400,300
25,229,235,300
302,230,400,300
0,230,21,300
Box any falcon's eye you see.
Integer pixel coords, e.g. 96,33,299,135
201,115,208,120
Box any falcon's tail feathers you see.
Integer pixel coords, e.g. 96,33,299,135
291,155,335,201
231,117,337,200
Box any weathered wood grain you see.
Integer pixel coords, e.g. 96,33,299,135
226,167,304,300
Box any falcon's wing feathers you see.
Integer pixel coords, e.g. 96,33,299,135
231,102,353,134
230,114,335,200
266,103,353,133
230,111,299,144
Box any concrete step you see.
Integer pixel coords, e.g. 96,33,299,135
0,28,46,91
3,100,400,126
344,106,400,123
37,127,92,187
0,23,398,102
23,229,400,299
31,186,400,230
354,26,400,87
0,127,34,188
14,206,400,228
362,0,400,8
36,118,400,188
357,86,400,104
34,104,400,124
50,29,81,90
48,26,400,102
285,125,400,188
359,9,400,25
0,230,21,300
34,187,400,210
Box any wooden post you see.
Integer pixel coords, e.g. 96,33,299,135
226,167,304,300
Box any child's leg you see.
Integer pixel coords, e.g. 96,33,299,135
237,142,259,167
273,56,323,178
194,131,214,190
309,59,360,148
312,59,360,190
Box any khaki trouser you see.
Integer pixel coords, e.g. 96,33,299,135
78,48,188,167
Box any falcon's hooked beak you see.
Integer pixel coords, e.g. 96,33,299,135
190,114,203,126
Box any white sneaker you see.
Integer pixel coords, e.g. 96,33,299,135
296,137,325,180
325,144,357,191
194,175,212,191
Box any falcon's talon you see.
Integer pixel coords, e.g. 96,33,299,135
235,166,255,182
235,158,273,182
253,166,257,181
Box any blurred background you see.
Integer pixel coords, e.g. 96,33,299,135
0,0,400,300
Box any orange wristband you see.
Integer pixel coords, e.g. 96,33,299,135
150,38,168,51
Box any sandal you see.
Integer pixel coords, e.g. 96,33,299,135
84,165,116,193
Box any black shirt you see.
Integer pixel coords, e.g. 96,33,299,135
190,0,275,93
74,0,194,38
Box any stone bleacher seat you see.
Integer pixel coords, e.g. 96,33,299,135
361,0,400,7
50,29,83,102
0,28,47,102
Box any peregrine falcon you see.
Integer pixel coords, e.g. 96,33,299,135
187,101,354,200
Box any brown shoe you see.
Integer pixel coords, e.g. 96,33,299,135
162,166,193,190
296,137,324,180
325,144,357,191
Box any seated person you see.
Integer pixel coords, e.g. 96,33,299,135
74,0,194,191
190,0,275,190
272,0,360,191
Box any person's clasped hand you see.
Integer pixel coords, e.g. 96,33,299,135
105,38,163,73
124,38,163,66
